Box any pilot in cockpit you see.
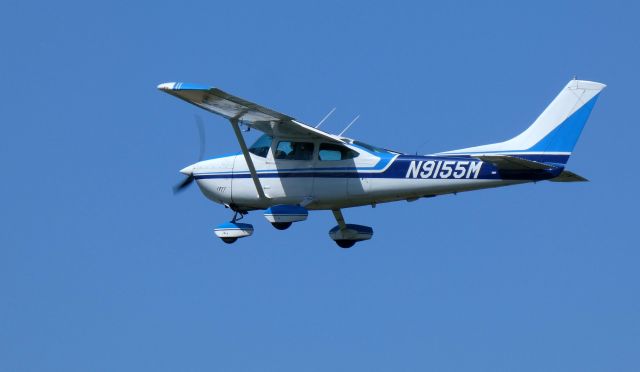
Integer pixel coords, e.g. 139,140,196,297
288,142,312,160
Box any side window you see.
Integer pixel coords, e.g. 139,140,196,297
319,143,359,161
248,134,273,158
274,141,315,161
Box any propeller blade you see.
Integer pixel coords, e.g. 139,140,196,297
173,116,206,194
172,175,194,194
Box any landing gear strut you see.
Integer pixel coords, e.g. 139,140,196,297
231,209,247,223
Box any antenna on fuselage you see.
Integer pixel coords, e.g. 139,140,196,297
339,114,360,137
315,107,336,128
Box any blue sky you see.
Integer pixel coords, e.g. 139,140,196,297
2,1,639,371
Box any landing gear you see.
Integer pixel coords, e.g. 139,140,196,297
214,210,253,244
264,205,308,230
335,240,356,249
328,209,373,248
271,222,293,230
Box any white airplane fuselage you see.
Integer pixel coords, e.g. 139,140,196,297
185,137,534,211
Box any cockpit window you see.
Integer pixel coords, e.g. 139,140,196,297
318,143,359,161
249,134,273,158
274,141,315,161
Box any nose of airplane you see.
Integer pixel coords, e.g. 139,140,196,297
180,163,198,175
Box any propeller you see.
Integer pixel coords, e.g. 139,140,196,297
173,115,205,194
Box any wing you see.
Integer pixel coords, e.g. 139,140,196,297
158,82,343,143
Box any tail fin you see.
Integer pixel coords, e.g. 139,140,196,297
444,79,606,161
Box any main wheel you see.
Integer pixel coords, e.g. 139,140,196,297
221,237,238,244
335,240,356,249
272,222,293,230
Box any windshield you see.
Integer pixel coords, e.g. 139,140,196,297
249,134,273,158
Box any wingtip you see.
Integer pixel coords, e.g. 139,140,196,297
157,82,211,91
157,82,176,90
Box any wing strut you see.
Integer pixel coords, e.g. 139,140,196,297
229,118,267,201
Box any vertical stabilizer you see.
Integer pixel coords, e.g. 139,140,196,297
444,79,605,157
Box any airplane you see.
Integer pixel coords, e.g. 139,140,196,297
158,79,605,248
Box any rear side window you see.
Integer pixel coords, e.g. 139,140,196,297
274,141,315,161
318,143,359,161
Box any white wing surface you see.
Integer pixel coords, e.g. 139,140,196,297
158,82,343,143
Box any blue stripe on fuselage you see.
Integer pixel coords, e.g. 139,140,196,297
194,154,562,181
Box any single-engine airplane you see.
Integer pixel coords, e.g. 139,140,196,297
159,79,605,248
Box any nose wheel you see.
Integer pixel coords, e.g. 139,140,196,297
214,210,253,244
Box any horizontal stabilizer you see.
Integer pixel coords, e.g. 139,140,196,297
549,170,588,182
476,155,557,171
